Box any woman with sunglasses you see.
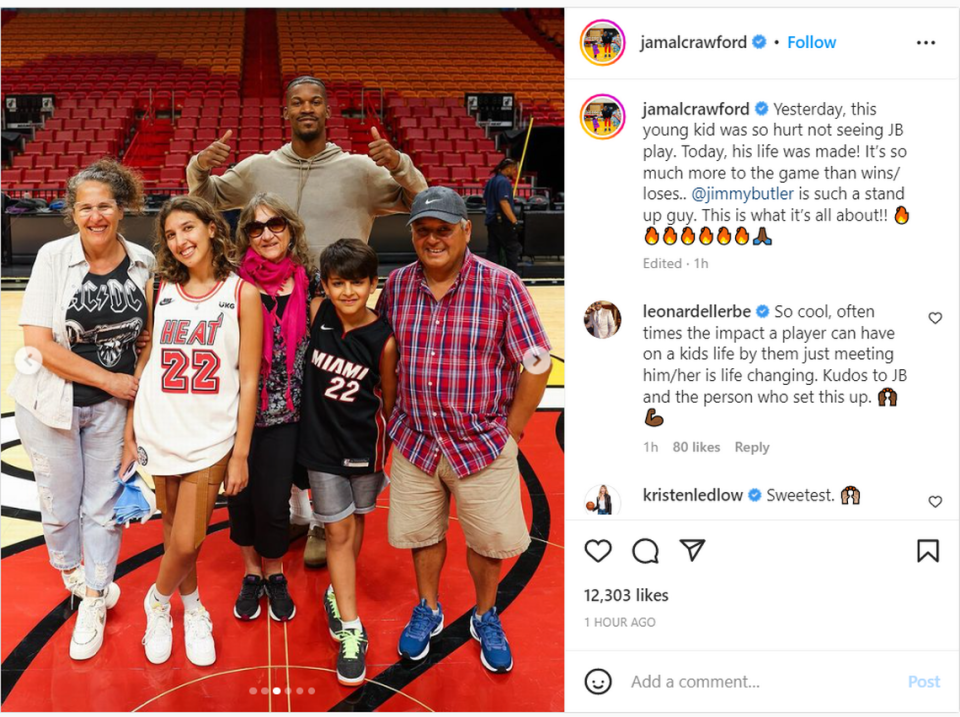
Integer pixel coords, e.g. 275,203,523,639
228,193,315,622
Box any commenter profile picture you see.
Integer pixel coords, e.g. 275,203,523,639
580,20,625,66
580,94,624,139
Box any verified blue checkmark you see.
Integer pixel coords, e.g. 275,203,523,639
754,101,769,116
756,304,770,318
749,488,762,502
752,34,767,49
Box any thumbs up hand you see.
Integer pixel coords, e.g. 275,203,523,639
197,130,234,171
367,127,401,171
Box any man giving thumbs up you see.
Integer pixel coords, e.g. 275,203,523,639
186,76,426,256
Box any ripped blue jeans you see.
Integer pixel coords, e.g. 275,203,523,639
15,398,126,591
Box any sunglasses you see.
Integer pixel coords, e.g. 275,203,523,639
245,216,288,239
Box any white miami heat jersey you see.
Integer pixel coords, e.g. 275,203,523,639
134,274,244,475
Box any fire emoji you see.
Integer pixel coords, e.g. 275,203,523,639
681,227,695,245
735,227,749,245
895,206,908,224
663,227,677,245
717,227,731,245
645,227,659,245
699,227,713,245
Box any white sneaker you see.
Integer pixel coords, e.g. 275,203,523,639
63,568,120,609
70,596,106,660
142,588,173,664
184,606,216,666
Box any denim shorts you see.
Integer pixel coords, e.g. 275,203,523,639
308,470,388,524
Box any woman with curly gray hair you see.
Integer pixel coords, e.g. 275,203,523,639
9,158,154,660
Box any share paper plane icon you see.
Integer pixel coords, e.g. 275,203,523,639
680,539,705,562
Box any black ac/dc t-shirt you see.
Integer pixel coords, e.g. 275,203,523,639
65,255,147,406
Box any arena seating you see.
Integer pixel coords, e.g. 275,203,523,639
2,9,561,194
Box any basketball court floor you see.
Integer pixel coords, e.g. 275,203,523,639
0,285,565,712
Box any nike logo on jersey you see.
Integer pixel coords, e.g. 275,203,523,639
320,324,335,331
159,297,173,306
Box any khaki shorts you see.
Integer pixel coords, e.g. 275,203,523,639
387,437,531,559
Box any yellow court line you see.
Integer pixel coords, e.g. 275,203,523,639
530,536,565,550
267,602,273,713
283,609,292,711
129,664,436,712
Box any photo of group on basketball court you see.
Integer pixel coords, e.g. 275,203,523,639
1,7,564,712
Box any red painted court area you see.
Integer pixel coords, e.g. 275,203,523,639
1,411,563,712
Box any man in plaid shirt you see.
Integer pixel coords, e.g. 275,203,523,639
376,186,551,673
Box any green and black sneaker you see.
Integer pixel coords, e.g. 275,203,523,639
324,587,343,640
335,627,368,687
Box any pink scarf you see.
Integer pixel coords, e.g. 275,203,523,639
238,248,309,413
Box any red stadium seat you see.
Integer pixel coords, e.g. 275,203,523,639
164,153,189,167
454,140,475,153
3,168,24,186
423,165,449,181
159,167,185,185
434,140,453,153
23,168,47,184
441,153,464,167
35,155,57,170
47,168,70,185
450,167,472,183
12,155,35,169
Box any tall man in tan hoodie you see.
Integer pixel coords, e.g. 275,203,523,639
186,76,428,256
186,76,428,569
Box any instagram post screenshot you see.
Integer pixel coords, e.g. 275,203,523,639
1,1,959,714
566,3,960,714
0,3,563,711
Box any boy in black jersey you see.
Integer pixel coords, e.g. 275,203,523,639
298,239,398,686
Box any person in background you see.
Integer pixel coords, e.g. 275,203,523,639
482,158,521,274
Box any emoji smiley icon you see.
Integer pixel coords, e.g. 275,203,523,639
585,668,613,695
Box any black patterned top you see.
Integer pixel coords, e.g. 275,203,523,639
257,292,311,427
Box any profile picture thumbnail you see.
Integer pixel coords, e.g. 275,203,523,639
585,484,620,516
584,300,622,339
580,20,624,66
580,94,624,139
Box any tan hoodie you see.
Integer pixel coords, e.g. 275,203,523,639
186,142,427,257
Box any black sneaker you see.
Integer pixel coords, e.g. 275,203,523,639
265,574,296,622
233,574,264,620
335,627,368,686
324,587,343,640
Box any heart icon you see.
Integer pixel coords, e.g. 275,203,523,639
585,539,612,563
929,496,943,508
929,312,942,324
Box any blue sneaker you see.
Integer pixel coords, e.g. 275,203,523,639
398,599,443,660
470,607,513,673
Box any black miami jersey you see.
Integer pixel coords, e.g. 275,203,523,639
298,299,393,475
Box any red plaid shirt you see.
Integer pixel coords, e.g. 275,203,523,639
377,250,550,478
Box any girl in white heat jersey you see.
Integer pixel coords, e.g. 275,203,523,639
125,196,262,667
